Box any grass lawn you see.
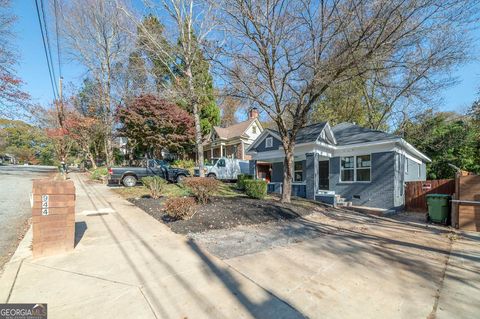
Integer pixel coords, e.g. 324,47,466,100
112,181,240,199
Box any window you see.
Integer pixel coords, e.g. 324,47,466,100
294,161,303,182
265,137,273,148
252,125,257,134
417,163,421,177
405,158,409,173
340,155,371,182
356,155,371,182
340,156,355,182
217,159,226,167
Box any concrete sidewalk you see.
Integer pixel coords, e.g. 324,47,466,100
0,173,303,319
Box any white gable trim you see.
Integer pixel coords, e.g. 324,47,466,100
320,123,337,145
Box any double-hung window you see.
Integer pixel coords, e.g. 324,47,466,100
340,155,371,182
356,155,371,182
294,161,303,182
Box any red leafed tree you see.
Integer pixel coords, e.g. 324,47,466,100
0,0,29,117
65,112,101,169
45,101,75,162
117,94,194,158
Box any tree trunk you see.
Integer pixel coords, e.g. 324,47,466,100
104,132,113,167
186,64,205,177
193,102,205,177
281,145,294,203
87,150,97,169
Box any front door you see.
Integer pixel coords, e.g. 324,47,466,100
318,160,329,190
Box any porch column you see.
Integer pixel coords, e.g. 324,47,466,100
306,152,319,199
249,160,257,178
210,147,213,159
220,144,223,158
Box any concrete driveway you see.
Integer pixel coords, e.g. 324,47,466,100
192,208,480,318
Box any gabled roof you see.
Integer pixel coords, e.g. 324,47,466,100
212,118,260,140
295,122,328,144
332,122,398,145
247,122,330,152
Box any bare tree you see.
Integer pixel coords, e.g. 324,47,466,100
216,0,479,203
218,94,243,126
59,0,133,166
118,0,217,176
0,0,29,118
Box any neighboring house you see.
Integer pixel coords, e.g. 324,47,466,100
246,122,430,210
203,108,263,161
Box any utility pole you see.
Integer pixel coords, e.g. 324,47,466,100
59,76,63,101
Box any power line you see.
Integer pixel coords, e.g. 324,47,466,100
34,0,58,101
53,0,62,79
40,0,59,96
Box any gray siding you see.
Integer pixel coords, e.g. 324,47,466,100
268,160,307,198
270,160,306,183
404,157,426,181
271,162,284,182
252,133,282,152
267,183,306,198
393,154,427,208
330,152,397,209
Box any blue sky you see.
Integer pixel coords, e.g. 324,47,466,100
12,1,480,114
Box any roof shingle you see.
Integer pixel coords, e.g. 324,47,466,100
332,122,398,145
213,118,257,139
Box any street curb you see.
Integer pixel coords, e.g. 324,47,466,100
0,226,33,302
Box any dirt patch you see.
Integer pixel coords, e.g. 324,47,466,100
129,195,319,234
0,217,31,272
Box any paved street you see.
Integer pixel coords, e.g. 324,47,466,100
0,165,55,269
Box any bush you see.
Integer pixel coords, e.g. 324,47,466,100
236,174,254,190
171,159,195,169
244,180,268,199
90,167,108,181
183,177,219,204
164,196,197,220
171,159,195,175
141,176,167,199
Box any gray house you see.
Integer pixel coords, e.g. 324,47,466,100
246,122,430,210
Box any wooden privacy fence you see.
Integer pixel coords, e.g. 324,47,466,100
453,175,480,232
405,179,455,212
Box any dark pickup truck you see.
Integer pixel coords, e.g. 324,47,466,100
108,159,190,187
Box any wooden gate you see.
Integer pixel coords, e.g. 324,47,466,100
405,179,455,212
454,175,480,231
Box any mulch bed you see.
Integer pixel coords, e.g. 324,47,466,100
128,196,315,234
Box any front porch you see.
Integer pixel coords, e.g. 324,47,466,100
250,152,332,200
204,142,246,160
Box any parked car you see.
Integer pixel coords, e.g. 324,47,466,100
194,157,249,181
108,159,190,187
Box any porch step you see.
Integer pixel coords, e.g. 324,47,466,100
336,198,352,207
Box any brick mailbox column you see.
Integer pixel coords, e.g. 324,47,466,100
32,179,76,257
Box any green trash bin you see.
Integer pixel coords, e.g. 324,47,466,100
426,194,451,224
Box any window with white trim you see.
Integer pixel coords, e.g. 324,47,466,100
356,155,371,182
405,158,409,173
252,125,257,134
340,155,371,182
294,161,303,182
417,163,421,177
265,137,273,148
